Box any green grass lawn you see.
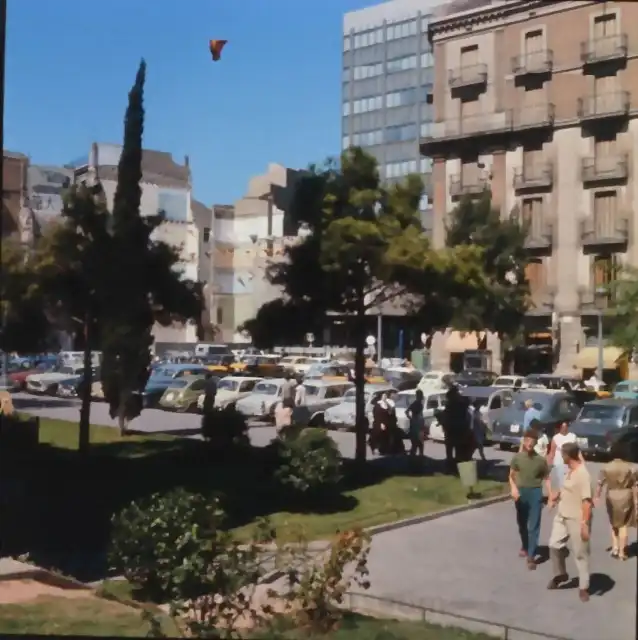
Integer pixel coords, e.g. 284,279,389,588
2,417,505,578
0,595,498,639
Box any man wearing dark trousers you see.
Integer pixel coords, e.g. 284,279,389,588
509,428,551,570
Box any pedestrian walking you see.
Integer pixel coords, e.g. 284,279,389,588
440,385,469,472
370,393,394,455
470,399,487,461
595,441,638,561
406,389,426,458
275,397,294,433
547,442,593,602
281,372,297,404
202,372,218,414
522,399,541,429
547,421,578,489
509,428,551,570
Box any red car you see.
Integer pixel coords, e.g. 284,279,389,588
9,363,52,390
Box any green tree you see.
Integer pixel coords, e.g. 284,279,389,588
445,191,530,352
610,266,638,353
246,148,486,464
0,238,54,354
100,60,203,434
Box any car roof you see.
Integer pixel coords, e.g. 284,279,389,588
304,379,354,388
160,363,207,371
255,378,287,384
460,386,500,398
585,398,638,407
224,375,263,381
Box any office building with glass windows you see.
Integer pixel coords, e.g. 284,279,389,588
342,0,442,235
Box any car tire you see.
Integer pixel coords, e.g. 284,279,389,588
308,413,325,428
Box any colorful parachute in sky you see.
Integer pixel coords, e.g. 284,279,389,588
209,40,227,61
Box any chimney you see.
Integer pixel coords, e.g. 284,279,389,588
184,154,190,168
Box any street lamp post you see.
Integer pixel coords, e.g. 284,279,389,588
0,0,8,389
595,286,607,381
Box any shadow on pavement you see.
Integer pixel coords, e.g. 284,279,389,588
590,573,615,596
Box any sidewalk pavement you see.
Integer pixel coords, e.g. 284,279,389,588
357,500,635,640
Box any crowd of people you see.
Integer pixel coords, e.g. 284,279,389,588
510,422,637,602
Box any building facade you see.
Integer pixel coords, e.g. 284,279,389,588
211,164,302,343
71,143,200,344
342,0,448,236
422,0,638,373
1,151,27,236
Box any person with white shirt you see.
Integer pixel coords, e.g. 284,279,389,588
548,421,579,488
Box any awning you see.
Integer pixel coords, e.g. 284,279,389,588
575,346,625,370
445,331,479,353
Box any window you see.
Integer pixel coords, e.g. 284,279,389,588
386,19,417,41
593,190,618,232
521,197,543,232
203,227,211,242
216,307,223,325
593,254,616,289
460,44,479,67
190,379,206,391
240,380,258,392
421,14,432,32
342,135,350,149
353,62,383,80
420,85,433,102
342,102,350,116
387,55,417,73
525,258,545,296
385,160,417,179
420,122,431,138
353,28,383,49
158,189,188,222
593,13,618,39
420,52,434,68
343,36,351,51
386,87,416,108
426,397,438,410
523,145,541,176
325,385,346,399
352,129,383,147
460,160,479,185
342,67,350,82
385,123,417,143
420,157,432,173
524,29,543,55
352,95,383,114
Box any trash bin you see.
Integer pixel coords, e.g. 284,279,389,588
458,460,477,491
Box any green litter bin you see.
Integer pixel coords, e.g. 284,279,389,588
458,460,478,493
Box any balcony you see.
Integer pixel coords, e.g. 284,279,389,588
511,50,553,77
580,214,629,251
523,215,554,254
528,285,556,315
422,112,510,150
449,174,489,199
581,33,628,66
577,91,630,122
578,287,614,313
448,63,488,90
581,154,629,184
513,163,553,191
510,103,555,131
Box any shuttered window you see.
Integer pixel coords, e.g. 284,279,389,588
593,190,618,236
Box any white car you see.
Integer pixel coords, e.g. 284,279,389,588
324,384,395,430
235,378,287,420
196,376,262,411
291,380,354,427
492,375,526,389
26,365,86,395
417,370,455,393
395,389,446,436
278,356,315,376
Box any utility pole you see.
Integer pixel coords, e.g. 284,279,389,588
0,0,9,389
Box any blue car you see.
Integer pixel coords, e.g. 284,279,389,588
613,381,638,400
142,363,209,408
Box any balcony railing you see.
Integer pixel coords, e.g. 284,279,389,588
581,154,629,184
529,285,556,314
510,103,555,130
449,174,489,198
577,91,630,121
448,63,488,90
511,50,553,76
580,214,629,249
523,215,554,253
578,287,614,312
426,111,510,141
581,33,628,65
513,163,553,191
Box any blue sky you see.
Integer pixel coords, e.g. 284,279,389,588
6,0,384,205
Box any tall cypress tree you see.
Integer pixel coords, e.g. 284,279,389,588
101,60,155,434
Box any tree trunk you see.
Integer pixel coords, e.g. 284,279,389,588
353,309,367,467
78,314,93,455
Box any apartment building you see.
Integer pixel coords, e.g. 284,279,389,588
422,0,638,373
1,150,27,236
211,164,302,343
71,143,200,344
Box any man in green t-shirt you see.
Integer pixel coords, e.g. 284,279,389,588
509,428,551,570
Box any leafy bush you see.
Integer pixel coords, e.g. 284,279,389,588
108,488,225,602
274,427,342,497
201,405,250,451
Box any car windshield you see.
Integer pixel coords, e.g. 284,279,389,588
395,393,416,409
218,379,239,392
495,377,514,385
578,404,623,422
343,390,356,403
421,373,440,381
168,380,189,389
366,367,384,377
304,385,321,396
60,366,82,375
254,382,279,395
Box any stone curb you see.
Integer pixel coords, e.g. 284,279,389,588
0,558,92,592
342,592,572,640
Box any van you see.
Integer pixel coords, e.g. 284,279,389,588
194,343,232,358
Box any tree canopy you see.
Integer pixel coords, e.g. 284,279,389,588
610,266,638,353
444,190,530,344
244,147,488,463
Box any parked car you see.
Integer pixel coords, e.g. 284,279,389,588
142,367,209,409
491,390,580,450
8,361,56,390
159,376,209,412
323,383,395,430
235,378,287,420
278,356,315,376
304,362,352,382
492,375,526,389
417,370,455,393
395,389,446,437
454,369,498,387
26,364,86,396
569,398,638,458
150,363,209,380
291,380,354,427
196,376,263,411
613,380,638,400
523,374,581,391
384,368,422,392
57,369,100,398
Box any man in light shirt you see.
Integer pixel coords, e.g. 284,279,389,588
523,399,541,430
